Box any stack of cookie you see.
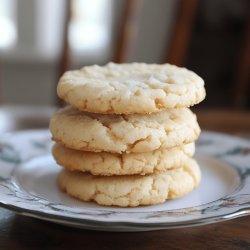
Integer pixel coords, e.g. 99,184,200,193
50,63,205,207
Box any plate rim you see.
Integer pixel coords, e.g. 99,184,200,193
0,200,249,229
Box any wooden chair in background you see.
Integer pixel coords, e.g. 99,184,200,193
232,12,250,109
113,0,199,66
58,0,199,68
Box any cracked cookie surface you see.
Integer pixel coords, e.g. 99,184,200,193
58,158,201,207
49,106,200,153
53,143,195,175
57,62,205,114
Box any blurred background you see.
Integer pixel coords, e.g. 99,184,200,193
0,0,249,110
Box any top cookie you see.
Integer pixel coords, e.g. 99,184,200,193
57,62,205,114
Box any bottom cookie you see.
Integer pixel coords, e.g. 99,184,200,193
58,158,201,207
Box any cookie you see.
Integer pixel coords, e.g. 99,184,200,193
49,106,200,153
58,158,201,207
57,62,205,114
53,143,195,176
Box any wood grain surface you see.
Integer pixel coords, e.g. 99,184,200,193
0,208,249,250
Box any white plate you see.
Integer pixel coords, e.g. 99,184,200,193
0,130,249,231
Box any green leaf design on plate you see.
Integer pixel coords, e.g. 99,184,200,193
31,138,51,151
0,176,8,181
31,140,47,149
196,139,213,146
0,143,21,164
224,147,250,156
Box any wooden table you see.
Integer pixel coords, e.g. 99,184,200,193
0,107,250,250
